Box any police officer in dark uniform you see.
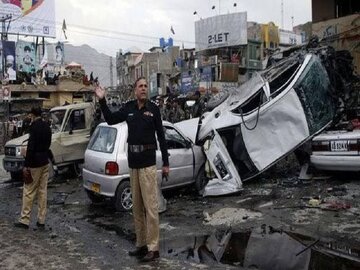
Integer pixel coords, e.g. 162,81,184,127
95,77,169,262
14,107,52,229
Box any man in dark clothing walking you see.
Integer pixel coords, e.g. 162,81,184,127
95,77,169,262
14,107,52,229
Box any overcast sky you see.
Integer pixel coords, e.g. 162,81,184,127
56,0,311,56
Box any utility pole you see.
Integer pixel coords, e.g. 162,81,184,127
1,14,12,78
281,0,284,29
109,56,113,88
1,14,12,136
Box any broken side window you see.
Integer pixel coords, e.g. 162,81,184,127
231,88,267,115
268,62,301,98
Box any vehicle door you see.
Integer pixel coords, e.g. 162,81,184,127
156,125,195,188
52,108,90,164
203,129,243,196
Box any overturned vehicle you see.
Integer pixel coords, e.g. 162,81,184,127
196,46,348,196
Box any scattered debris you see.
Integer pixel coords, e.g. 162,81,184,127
203,208,262,226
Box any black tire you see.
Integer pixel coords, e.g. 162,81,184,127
10,171,23,182
86,190,105,204
114,181,132,212
69,162,83,178
195,165,209,193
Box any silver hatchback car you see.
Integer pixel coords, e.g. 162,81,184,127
83,121,207,211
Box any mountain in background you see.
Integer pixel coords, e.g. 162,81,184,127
47,43,116,87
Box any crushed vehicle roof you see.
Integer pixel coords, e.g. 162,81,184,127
196,41,358,196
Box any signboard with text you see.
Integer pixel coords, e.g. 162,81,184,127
0,0,56,37
195,12,247,51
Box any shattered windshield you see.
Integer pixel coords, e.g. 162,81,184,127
88,126,117,153
50,110,66,133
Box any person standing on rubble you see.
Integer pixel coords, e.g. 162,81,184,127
94,77,169,262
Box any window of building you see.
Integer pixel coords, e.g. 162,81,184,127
39,92,50,99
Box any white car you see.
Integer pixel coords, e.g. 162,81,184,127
196,48,337,196
311,128,360,171
83,121,207,211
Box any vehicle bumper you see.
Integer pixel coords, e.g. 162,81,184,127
82,168,129,198
3,157,25,172
310,155,360,171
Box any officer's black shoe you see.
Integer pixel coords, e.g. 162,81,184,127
14,222,29,229
140,251,160,262
128,245,148,257
36,222,45,229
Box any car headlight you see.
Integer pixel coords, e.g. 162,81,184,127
15,146,27,157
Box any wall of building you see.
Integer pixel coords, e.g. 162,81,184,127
312,0,335,23
312,14,360,74
261,22,280,49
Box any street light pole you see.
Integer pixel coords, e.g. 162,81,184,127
1,14,12,125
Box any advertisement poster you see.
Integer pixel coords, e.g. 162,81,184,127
0,0,56,37
16,41,36,73
1,85,11,102
180,72,193,94
55,42,64,66
3,41,16,81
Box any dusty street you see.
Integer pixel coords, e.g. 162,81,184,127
1,154,360,269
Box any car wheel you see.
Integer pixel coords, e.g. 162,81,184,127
114,181,132,212
70,162,83,178
10,171,23,182
86,190,105,203
195,165,209,193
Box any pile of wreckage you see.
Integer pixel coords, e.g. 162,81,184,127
183,37,360,197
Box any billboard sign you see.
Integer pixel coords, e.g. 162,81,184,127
195,12,247,51
16,41,36,73
54,42,64,66
3,41,16,81
180,72,192,94
0,0,56,37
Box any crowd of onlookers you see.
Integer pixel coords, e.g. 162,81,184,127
106,90,208,124
157,91,206,123
8,115,32,138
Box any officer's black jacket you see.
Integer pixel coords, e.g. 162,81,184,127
24,117,52,168
99,98,169,169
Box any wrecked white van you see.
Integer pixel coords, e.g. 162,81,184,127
197,49,336,196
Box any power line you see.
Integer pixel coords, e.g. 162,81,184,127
2,12,199,47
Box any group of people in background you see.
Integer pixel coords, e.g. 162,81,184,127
9,115,32,138
157,91,206,123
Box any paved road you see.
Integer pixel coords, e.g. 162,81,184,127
1,157,360,269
